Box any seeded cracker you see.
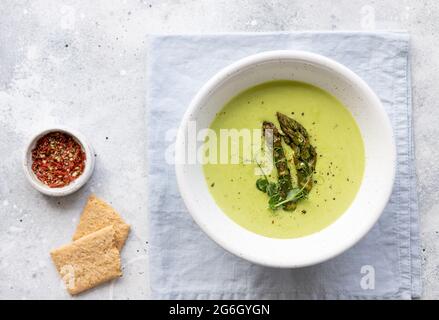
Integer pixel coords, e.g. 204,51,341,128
50,226,122,295
73,194,130,250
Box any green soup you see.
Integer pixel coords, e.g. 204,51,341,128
203,80,365,239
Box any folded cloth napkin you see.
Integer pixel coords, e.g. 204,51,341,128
147,32,421,299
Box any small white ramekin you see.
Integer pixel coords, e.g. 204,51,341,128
23,127,95,197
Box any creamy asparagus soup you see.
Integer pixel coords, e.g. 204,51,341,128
203,80,365,238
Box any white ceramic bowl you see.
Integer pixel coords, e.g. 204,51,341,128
23,127,95,197
175,50,396,268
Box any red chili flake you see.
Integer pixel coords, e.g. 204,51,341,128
31,132,86,188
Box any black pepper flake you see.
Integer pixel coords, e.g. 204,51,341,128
301,112,305,116
65,44,69,48
105,137,108,140
301,210,307,214
272,220,274,224
333,198,336,201
211,182,215,187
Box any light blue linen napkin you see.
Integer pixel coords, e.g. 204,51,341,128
147,32,421,299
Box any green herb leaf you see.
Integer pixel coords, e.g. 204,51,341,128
256,178,269,193
266,182,278,197
273,186,308,208
268,193,282,210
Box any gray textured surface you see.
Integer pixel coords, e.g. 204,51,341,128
0,0,436,299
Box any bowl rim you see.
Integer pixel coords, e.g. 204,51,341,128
175,50,396,268
23,126,95,197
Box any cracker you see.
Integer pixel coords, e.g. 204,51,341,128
73,194,130,250
50,226,122,295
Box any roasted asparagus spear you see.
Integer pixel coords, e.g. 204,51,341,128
276,112,317,193
262,121,297,211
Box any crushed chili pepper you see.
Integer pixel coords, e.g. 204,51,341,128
31,132,86,188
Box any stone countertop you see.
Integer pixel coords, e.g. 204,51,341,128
0,0,437,299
